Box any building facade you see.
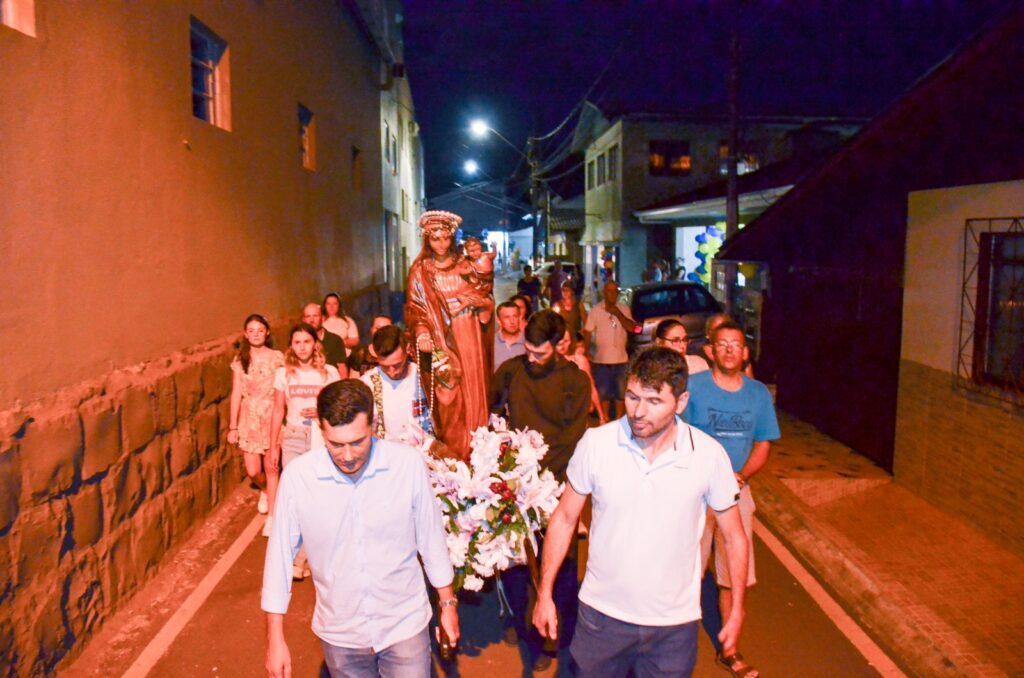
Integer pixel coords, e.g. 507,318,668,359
0,1,414,672
899,180,1024,556
581,112,851,289
714,5,1024,491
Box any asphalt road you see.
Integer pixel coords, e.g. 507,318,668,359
145,517,882,677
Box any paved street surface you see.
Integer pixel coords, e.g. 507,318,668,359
66,480,888,677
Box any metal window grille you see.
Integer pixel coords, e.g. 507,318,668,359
956,217,1024,406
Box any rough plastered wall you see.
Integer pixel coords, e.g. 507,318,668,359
895,181,1024,557
0,0,385,409
0,1,388,672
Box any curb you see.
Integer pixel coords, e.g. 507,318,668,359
754,473,999,677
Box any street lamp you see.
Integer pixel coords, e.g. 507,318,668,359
467,118,529,161
463,159,480,176
469,119,489,139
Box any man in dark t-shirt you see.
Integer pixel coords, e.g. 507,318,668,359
302,303,348,375
517,265,543,314
489,310,590,670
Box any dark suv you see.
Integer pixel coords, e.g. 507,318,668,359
624,281,723,352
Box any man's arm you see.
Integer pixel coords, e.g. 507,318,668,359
265,613,290,677
712,504,749,651
533,484,588,639
738,441,770,484
412,457,460,645
488,359,515,415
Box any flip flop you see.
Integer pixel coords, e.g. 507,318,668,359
717,651,759,678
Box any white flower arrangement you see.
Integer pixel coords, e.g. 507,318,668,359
421,415,563,592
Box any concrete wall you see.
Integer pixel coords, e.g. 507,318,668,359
896,180,1024,556
0,2,390,671
0,1,385,408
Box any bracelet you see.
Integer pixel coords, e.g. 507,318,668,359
439,598,458,609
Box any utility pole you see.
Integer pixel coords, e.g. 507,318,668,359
527,137,544,265
725,3,741,241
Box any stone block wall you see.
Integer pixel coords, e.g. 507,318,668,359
0,335,244,675
894,360,1024,557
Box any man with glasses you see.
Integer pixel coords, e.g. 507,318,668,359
359,325,431,444
684,319,778,678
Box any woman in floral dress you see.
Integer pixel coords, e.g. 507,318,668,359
227,314,284,517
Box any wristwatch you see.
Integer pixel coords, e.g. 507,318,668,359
439,598,459,609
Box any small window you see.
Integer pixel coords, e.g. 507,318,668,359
957,219,1024,406
1,0,35,36
401,189,409,221
975,232,1024,390
718,142,759,176
391,134,398,175
587,161,595,190
351,146,363,192
190,17,230,130
298,104,316,170
649,140,690,176
597,154,607,185
607,145,618,182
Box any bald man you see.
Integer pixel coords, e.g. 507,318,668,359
303,303,350,377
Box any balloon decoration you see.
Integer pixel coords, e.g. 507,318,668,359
688,224,724,286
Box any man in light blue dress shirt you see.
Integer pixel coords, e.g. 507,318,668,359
262,380,459,677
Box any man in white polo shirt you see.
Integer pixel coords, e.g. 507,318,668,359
532,347,749,677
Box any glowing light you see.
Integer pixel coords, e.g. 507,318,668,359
469,119,489,138
463,159,479,175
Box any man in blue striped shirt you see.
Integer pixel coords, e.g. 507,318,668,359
262,380,459,677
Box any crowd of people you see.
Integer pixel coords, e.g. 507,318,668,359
228,212,778,677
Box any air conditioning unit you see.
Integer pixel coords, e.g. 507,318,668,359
408,121,420,137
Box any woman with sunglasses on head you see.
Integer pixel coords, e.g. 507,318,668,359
266,324,341,567
228,314,284,517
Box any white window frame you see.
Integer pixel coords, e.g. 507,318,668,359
190,17,230,130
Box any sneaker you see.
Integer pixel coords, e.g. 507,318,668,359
257,491,269,514
262,516,273,538
532,654,553,672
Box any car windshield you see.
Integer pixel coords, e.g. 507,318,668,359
631,285,716,321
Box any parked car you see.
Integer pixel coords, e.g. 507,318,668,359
622,281,723,352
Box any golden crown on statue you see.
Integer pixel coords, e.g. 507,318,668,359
419,210,462,237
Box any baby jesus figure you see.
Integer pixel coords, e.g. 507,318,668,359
449,237,496,323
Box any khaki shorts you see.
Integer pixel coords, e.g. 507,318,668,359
701,484,756,588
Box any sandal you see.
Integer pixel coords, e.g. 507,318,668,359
717,652,759,678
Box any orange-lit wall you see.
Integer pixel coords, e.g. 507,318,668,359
0,1,385,408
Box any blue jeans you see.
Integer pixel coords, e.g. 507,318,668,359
570,602,698,677
321,626,429,677
500,554,578,659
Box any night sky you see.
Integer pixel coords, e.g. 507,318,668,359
403,0,1013,199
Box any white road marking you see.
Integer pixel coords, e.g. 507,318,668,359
753,518,906,678
122,513,264,677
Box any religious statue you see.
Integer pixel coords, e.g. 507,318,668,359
405,211,493,458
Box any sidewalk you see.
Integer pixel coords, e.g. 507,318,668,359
757,412,1024,677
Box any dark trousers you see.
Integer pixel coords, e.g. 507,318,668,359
500,553,579,659
699,568,724,654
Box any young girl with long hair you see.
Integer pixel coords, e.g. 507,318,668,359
227,314,284,516
266,324,341,559
321,292,360,349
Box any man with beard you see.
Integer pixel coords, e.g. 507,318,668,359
489,310,591,671
359,324,431,444
533,347,749,677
